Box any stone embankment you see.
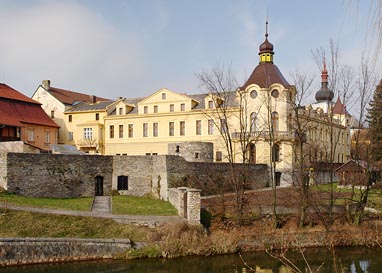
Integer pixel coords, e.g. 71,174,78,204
0,238,135,267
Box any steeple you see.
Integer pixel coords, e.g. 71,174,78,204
259,21,274,63
315,58,334,102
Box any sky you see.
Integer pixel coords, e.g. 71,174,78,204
0,0,380,105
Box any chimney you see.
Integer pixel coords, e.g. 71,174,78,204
42,80,51,90
91,95,97,103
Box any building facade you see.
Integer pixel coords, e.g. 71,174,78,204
0,83,59,152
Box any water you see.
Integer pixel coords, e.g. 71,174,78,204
1,247,381,273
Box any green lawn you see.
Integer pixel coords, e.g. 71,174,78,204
0,210,151,240
0,192,93,211
112,195,178,216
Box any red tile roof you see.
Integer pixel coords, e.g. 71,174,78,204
46,86,110,105
0,83,40,104
0,84,58,128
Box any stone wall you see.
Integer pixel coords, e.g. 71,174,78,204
0,238,133,267
0,153,6,190
0,153,269,199
168,187,201,225
5,153,113,198
168,142,213,162
166,156,269,195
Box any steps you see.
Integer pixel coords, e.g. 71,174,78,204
91,196,111,213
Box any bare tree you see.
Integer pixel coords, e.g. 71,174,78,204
196,63,260,224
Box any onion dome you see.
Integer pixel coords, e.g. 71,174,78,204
258,21,274,63
315,60,334,102
241,21,290,90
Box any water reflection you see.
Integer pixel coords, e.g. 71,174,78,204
0,247,381,273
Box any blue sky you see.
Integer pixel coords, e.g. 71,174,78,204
0,0,379,104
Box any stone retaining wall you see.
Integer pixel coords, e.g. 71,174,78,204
169,187,201,225
0,238,134,267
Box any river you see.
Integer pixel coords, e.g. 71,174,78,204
0,247,381,273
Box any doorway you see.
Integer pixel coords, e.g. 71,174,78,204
95,176,104,196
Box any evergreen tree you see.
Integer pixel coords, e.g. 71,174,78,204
367,79,382,161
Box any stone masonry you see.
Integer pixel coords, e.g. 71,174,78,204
0,238,133,267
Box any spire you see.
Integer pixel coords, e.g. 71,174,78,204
315,57,334,102
259,20,274,63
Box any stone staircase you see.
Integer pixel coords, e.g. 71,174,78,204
91,196,111,213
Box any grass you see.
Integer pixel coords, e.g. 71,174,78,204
0,192,93,211
0,210,151,240
112,195,178,216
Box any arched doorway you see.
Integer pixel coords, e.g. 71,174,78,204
95,176,104,196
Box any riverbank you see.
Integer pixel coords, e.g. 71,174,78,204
1,215,382,266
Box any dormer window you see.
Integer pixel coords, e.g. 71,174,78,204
271,89,279,98
119,107,123,115
208,100,214,109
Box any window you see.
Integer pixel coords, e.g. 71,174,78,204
271,112,279,132
68,132,74,141
208,100,214,109
272,144,280,162
119,124,123,138
216,151,222,162
196,120,201,135
128,124,133,138
154,105,158,113
153,122,158,137
180,103,185,111
51,110,54,118
110,125,114,139
220,118,228,134
248,143,256,163
68,115,72,122
95,113,99,120
250,112,257,133
119,107,123,115
84,128,92,140
250,90,258,99
143,123,148,137
271,89,279,98
208,119,214,135
162,93,166,100
144,106,148,114
170,104,174,112
169,122,174,136
195,152,199,159
180,121,185,136
27,128,34,142
117,176,128,190
45,129,50,144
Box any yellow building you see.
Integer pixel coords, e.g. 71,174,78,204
40,26,350,186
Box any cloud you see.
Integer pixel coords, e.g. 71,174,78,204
0,1,143,98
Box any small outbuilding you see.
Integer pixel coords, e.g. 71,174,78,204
335,159,374,187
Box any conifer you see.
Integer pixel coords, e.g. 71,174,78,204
367,79,382,161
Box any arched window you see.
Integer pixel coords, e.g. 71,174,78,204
272,144,280,162
250,112,257,133
271,112,279,132
248,143,256,163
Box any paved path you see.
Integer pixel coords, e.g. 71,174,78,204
5,203,184,227
91,196,111,213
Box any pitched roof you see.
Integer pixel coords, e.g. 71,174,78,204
46,86,110,105
241,62,290,90
0,83,39,104
0,84,58,128
332,97,349,115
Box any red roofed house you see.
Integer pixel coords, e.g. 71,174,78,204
32,80,110,144
0,83,59,152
